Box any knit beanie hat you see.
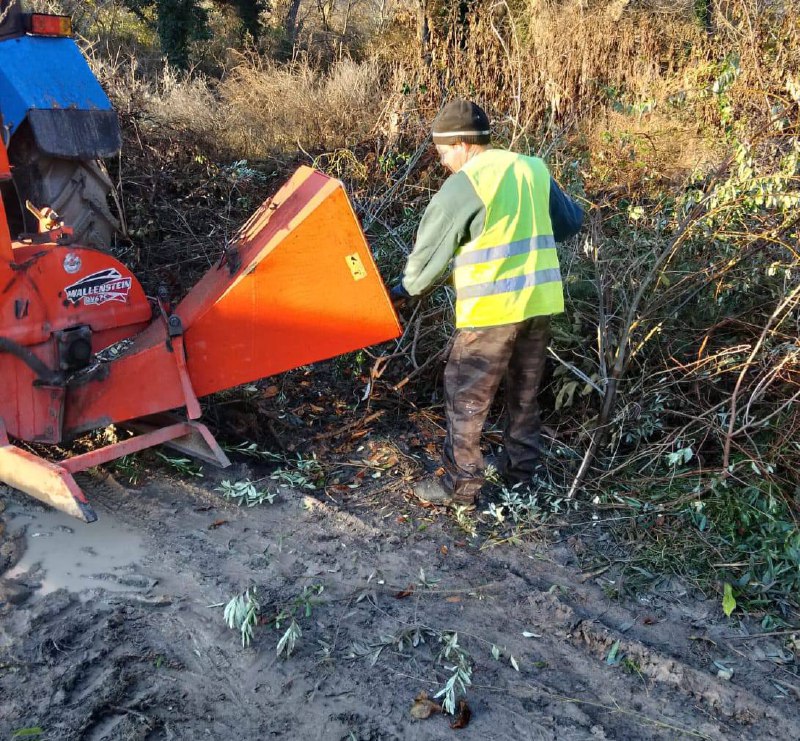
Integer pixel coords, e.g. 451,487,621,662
432,100,491,146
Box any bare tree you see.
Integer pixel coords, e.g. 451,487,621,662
283,0,302,47
416,0,430,64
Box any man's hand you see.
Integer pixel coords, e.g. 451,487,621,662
390,282,411,308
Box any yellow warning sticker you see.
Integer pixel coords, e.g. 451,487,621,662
345,253,367,281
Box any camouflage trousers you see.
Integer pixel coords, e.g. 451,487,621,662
441,315,551,500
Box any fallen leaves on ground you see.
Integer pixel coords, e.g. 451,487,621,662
410,692,442,719
450,699,472,729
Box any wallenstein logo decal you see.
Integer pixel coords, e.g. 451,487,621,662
65,268,132,306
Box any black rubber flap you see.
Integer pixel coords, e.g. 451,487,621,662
28,108,121,159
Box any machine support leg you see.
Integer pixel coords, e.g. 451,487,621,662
0,416,229,522
121,415,231,467
61,422,199,473
173,335,202,420
0,420,97,522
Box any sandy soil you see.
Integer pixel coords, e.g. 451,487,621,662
1,464,799,741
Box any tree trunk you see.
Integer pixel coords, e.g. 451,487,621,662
416,0,430,65
284,0,302,46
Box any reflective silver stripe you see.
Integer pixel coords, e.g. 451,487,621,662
433,130,491,138
457,267,562,300
453,234,556,268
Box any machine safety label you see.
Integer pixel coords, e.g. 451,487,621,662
345,253,367,281
65,268,132,306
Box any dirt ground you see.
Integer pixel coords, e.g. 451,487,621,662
1,451,799,741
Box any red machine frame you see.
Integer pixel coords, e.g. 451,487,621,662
0,140,401,521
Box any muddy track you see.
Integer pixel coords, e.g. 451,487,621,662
1,472,798,740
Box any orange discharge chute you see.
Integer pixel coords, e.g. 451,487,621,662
0,163,401,521
185,167,400,396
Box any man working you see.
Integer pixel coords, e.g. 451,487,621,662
392,99,584,509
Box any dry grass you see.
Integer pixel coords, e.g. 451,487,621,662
88,49,389,162
218,56,386,156
413,0,704,125
583,111,724,198
149,66,221,135
129,55,387,159
372,0,719,193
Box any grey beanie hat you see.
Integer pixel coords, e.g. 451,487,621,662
432,100,491,145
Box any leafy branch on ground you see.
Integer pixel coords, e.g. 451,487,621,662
433,632,474,715
215,478,277,507
222,440,283,461
223,586,260,648
270,454,325,491
348,625,474,716
223,584,325,655
154,452,204,478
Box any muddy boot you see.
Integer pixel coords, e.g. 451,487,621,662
501,459,546,490
413,478,475,510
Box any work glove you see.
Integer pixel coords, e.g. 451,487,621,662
390,282,411,307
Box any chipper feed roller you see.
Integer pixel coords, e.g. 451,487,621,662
0,139,401,521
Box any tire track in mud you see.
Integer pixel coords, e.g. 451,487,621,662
0,588,172,740
296,498,798,740
1,474,798,740
498,559,799,736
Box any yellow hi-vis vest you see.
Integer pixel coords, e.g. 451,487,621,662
454,150,564,328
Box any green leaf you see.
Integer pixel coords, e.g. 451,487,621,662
555,380,579,411
12,729,44,739
606,640,621,665
722,583,737,617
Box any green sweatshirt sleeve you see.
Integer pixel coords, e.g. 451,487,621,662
401,171,485,296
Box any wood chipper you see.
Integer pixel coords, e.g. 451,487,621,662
0,138,401,522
